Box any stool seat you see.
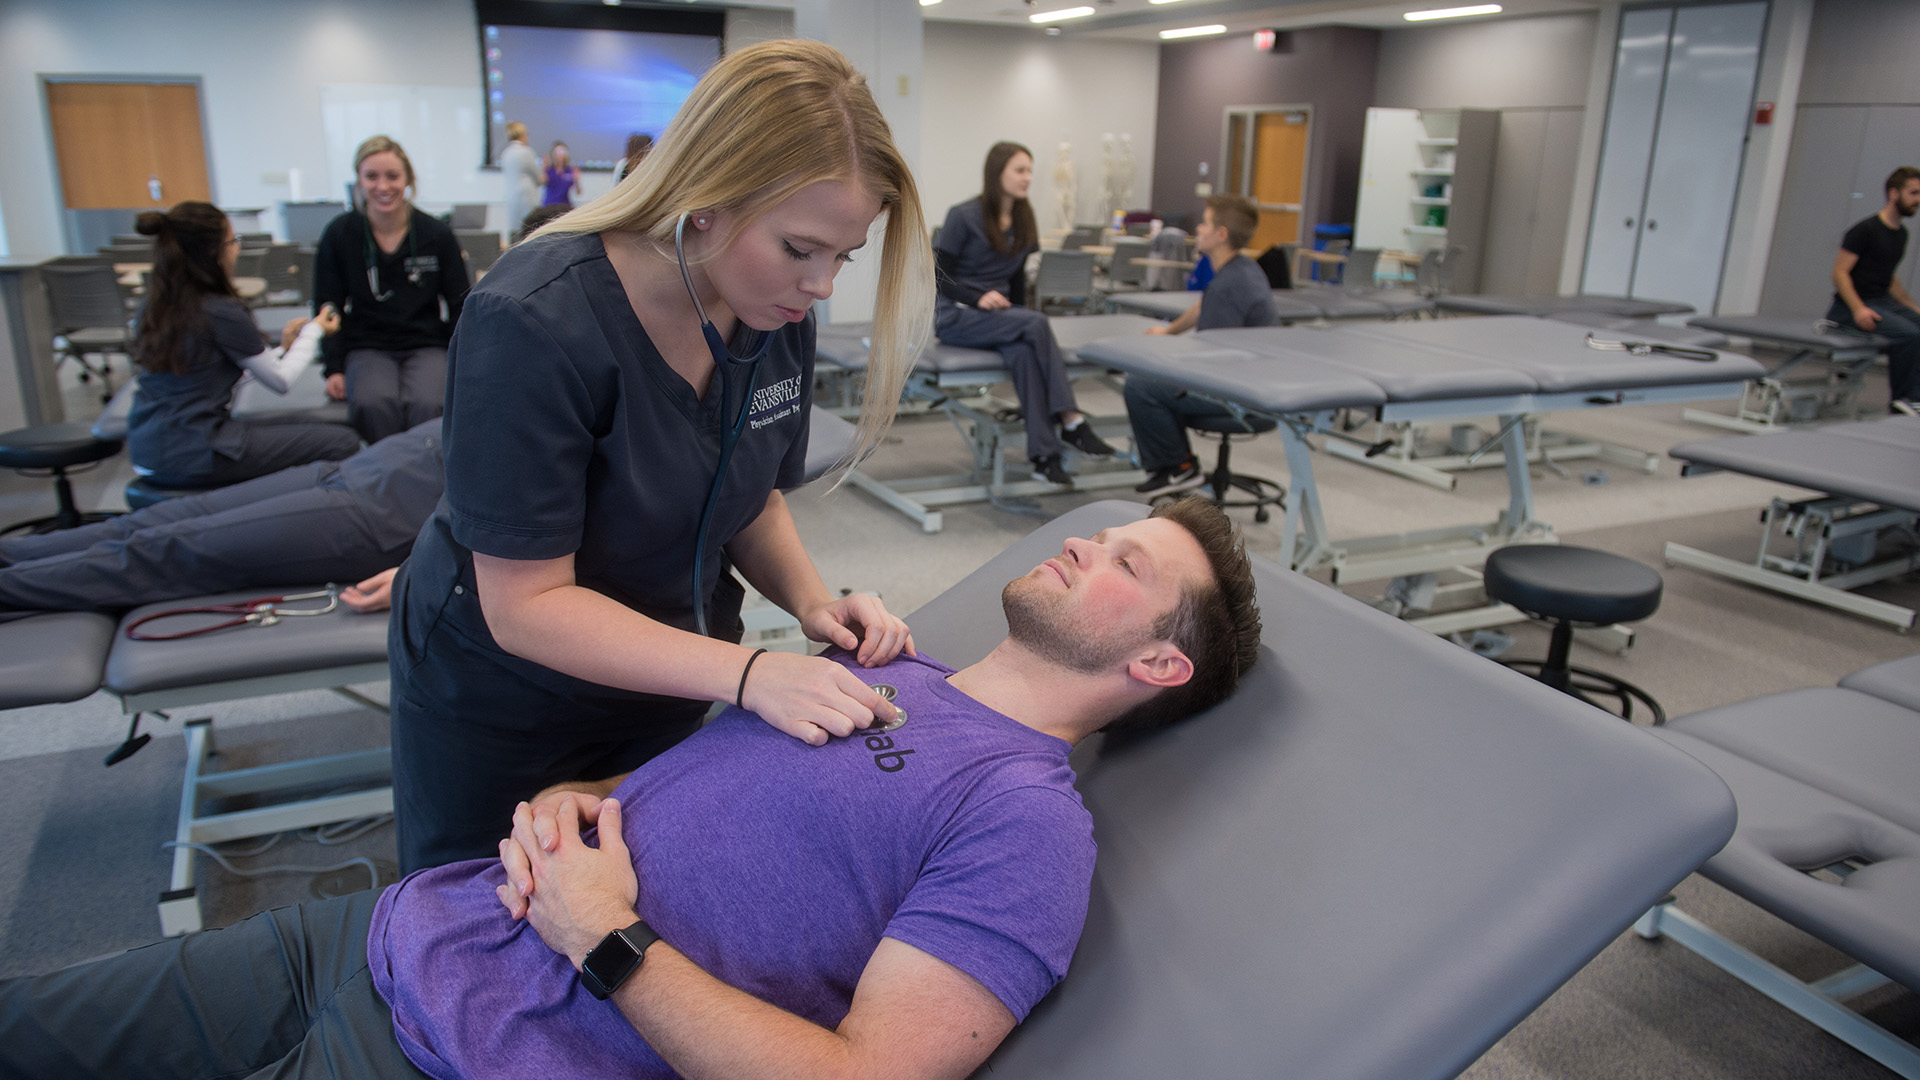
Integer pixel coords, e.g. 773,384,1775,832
125,476,217,510
0,422,122,470
1189,413,1279,435
1484,545,1662,626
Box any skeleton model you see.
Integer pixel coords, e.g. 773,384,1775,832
1101,133,1136,221
1053,141,1076,231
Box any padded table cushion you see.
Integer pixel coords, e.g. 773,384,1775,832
1666,687,1920,836
105,588,391,696
1482,544,1663,625
1439,293,1695,317
1838,654,1920,712
1648,724,1920,990
1348,316,1764,392
1548,311,1730,348
908,501,1734,1080
799,406,855,484
1107,291,1201,320
1204,325,1539,402
1684,314,1891,353
1077,334,1387,415
1669,421,1920,513
0,612,116,708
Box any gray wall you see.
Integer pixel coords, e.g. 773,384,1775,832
1759,0,1920,316
1374,13,1598,295
1150,27,1379,235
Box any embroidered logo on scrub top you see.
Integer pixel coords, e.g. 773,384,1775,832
748,374,804,430
402,255,440,279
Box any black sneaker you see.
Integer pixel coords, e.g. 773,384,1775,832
1060,421,1116,457
1135,460,1205,496
1031,454,1073,485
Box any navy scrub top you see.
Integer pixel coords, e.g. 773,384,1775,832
934,198,1030,306
126,296,268,479
392,231,814,732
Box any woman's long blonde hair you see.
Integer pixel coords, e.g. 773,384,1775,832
540,38,933,468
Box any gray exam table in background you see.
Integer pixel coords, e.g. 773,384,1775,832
1665,415,1920,629
1681,314,1892,431
1436,292,1695,318
907,501,1736,1080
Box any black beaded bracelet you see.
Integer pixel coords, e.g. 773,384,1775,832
737,648,770,709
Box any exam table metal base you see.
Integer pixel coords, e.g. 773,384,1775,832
1681,345,1878,434
1634,901,1920,1080
1663,496,1918,631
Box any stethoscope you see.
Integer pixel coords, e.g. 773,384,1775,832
363,209,420,302
677,211,777,638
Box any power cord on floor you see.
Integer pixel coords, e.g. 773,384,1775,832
161,810,395,899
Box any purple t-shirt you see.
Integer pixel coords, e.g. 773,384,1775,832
367,651,1095,1080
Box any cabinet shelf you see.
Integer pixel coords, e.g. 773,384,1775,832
1405,225,1449,236
1411,169,1454,177
1410,196,1451,206
1417,138,1458,147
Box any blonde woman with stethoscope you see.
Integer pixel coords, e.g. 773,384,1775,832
386,39,934,873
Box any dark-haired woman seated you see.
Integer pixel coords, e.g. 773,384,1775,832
933,141,1114,486
126,203,361,489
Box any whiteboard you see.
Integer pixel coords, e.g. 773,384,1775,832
319,83,499,210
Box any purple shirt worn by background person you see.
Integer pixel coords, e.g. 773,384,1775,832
367,650,1096,1080
541,165,574,207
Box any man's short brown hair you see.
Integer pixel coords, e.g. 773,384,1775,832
1887,166,1920,196
1105,496,1262,732
1204,194,1261,251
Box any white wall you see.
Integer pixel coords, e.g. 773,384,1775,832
920,23,1159,234
0,0,486,253
1373,13,1596,111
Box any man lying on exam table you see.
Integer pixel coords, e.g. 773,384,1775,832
0,496,1260,1080
0,420,441,615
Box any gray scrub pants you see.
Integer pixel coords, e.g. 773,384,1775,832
934,304,1078,461
345,347,447,445
1826,296,1919,403
0,890,428,1080
1123,372,1244,472
0,461,401,612
143,420,360,490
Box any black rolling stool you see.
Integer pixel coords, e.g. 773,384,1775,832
0,422,123,536
1482,544,1666,724
1184,416,1286,524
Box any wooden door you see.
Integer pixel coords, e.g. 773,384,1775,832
1249,111,1307,250
47,82,210,210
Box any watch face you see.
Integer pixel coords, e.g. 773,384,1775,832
583,929,644,1000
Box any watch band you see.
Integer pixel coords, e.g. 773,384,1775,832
580,919,660,1001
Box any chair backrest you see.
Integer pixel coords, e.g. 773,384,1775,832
1145,228,1190,291
450,204,488,230
1416,245,1464,297
457,230,504,274
231,249,265,281
1341,248,1381,293
1035,251,1096,303
1108,237,1151,286
283,201,346,248
260,243,308,299
42,266,131,333
1255,245,1293,289
98,243,154,261
1124,221,1153,237
1062,225,1103,252
237,232,273,249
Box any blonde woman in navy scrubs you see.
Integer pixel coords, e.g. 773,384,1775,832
388,40,934,872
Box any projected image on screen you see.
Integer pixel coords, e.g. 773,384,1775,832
484,24,719,170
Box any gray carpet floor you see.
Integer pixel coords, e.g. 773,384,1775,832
1,336,1914,1075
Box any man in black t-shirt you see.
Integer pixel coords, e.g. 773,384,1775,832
1829,165,1920,410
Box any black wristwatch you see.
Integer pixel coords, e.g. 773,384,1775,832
580,920,660,1000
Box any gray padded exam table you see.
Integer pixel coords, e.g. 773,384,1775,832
1080,317,1765,633
1681,314,1892,432
815,313,1157,532
1436,292,1695,318
1665,414,1920,629
906,501,1736,1080
1640,655,1920,1078
1108,286,1430,323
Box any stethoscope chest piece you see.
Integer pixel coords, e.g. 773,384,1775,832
869,684,907,731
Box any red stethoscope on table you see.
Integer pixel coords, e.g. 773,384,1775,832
124,586,340,641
